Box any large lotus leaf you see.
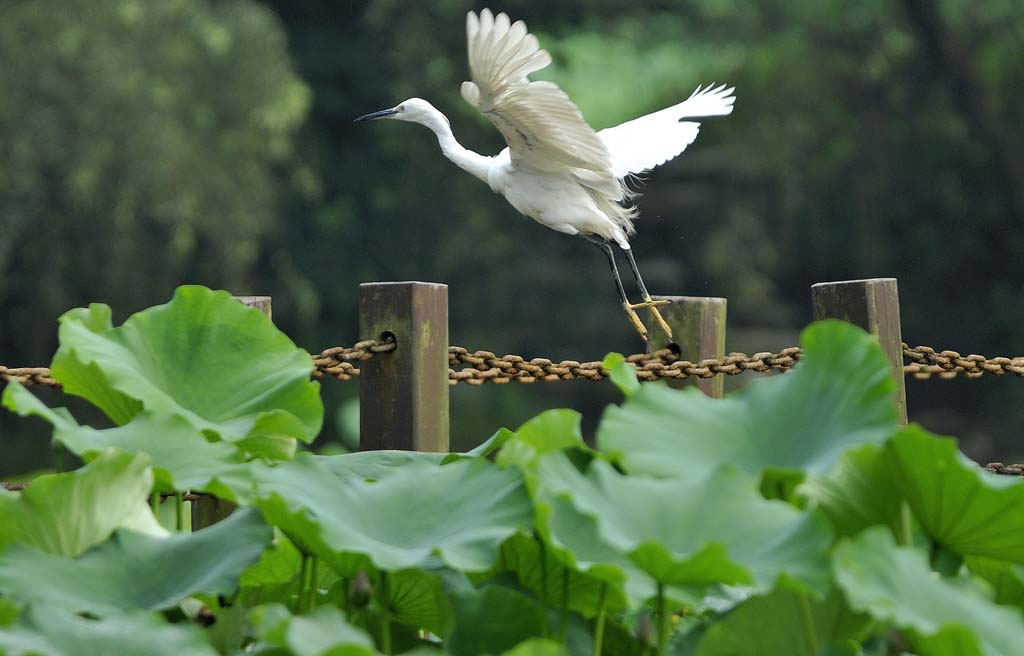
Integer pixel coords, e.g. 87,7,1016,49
387,568,455,638
966,556,1024,608
799,443,906,540
692,588,871,655
537,453,832,593
497,531,634,618
501,639,570,656
597,321,899,482
445,579,550,656
49,285,322,451
315,450,447,481
834,527,1024,656
238,532,342,608
886,426,1024,562
0,606,217,656
253,455,533,574
250,604,377,656
3,382,250,499
0,600,16,627
0,507,271,616
462,409,590,465
0,449,165,556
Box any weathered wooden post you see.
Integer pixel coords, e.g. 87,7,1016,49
647,296,728,398
359,282,449,452
191,295,272,530
811,278,908,424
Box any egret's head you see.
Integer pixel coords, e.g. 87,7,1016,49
354,98,443,126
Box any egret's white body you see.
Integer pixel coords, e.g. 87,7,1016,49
356,8,735,338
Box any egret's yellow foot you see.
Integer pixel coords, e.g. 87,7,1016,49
623,303,649,341
628,298,674,340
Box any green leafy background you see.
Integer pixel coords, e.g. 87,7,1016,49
3,289,1021,654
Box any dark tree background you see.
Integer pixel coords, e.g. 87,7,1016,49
2,0,1022,475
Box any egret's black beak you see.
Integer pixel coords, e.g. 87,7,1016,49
354,108,399,122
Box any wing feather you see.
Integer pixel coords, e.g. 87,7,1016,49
463,9,614,180
599,84,736,178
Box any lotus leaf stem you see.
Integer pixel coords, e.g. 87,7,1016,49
592,582,607,656
657,583,669,656
379,571,392,655
307,556,319,609
295,553,309,613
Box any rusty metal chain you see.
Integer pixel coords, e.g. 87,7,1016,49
6,343,1024,476
902,345,1024,379
0,366,59,388
444,346,803,385
312,338,397,381
984,463,1024,476
6,342,1024,389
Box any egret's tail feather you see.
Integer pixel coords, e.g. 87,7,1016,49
680,83,736,118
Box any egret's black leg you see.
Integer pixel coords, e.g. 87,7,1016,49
621,245,674,339
623,246,652,300
582,235,650,340
583,236,629,305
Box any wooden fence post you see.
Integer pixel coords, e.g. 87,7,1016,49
647,296,728,398
190,295,271,531
359,282,449,452
811,279,908,424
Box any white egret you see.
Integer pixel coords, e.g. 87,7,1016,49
356,8,735,341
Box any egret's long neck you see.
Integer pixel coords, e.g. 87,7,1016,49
419,111,492,184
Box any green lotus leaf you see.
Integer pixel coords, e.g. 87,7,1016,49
3,382,251,499
239,532,342,608
602,352,640,397
0,449,165,557
387,568,455,638
799,443,906,539
315,450,447,481
494,410,592,472
251,604,377,656
0,600,16,627
462,427,517,459
253,455,533,574
966,556,1024,608
692,588,871,655
462,409,589,466
445,579,550,656
48,285,322,454
536,453,832,594
502,638,571,656
887,425,1024,563
834,527,1024,656
497,531,634,618
597,321,899,483
0,607,217,656
0,507,272,616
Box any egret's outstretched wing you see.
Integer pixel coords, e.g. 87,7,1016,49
461,9,615,185
599,84,736,178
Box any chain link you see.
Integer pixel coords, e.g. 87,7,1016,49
902,345,1024,379
6,342,1024,388
5,343,1024,475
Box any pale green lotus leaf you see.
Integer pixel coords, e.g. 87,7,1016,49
0,449,165,557
49,285,322,455
536,453,832,595
0,607,217,656
253,455,533,574
834,527,1024,656
0,508,271,616
598,321,899,483
3,381,250,498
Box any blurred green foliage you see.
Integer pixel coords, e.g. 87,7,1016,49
2,0,1023,473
